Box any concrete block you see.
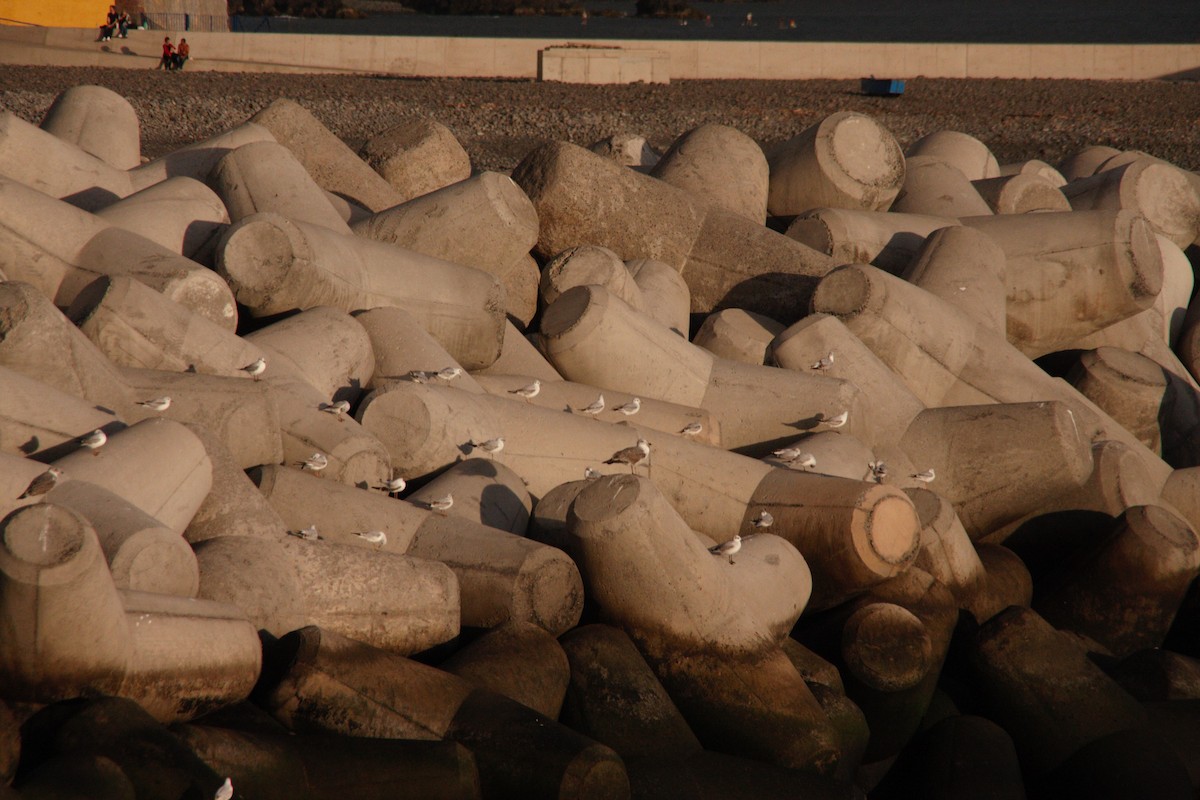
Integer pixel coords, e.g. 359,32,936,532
358,117,471,204
651,123,769,224
39,84,141,171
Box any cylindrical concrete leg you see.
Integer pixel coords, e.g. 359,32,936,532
406,458,532,535
216,212,505,369
770,312,926,443
891,156,993,217
1069,347,1167,453
92,176,230,263
1058,144,1123,182
68,275,267,379
195,533,459,655
0,111,131,208
966,605,1147,775
0,503,130,701
905,486,986,604
963,543,1033,624
785,207,958,274
473,320,563,383
252,464,583,634
588,133,660,168
0,366,119,461
905,130,1000,181
45,480,198,597
245,306,375,402
962,209,1163,358
693,308,783,365
1034,504,1200,657
898,401,1095,538
354,305,484,394
650,122,769,224
249,99,403,212
900,224,1008,333
539,244,647,312
39,84,141,171
117,590,262,722
558,624,703,761
351,172,539,326
999,157,1067,186
625,257,691,337
357,117,472,204
1062,157,1200,249
175,723,482,800
209,140,351,232
766,111,906,215
971,172,1071,213
439,621,569,719
49,417,213,535
257,626,631,799
127,121,276,192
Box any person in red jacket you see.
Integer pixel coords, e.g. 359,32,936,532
157,36,175,70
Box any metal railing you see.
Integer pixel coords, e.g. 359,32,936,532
143,12,230,32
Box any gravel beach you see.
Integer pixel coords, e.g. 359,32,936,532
2,65,1198,174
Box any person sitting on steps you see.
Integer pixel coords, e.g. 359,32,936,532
174,38,190,70
157,36,175,70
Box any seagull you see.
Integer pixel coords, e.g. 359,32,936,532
584,466,602,479
300,452,328,473
288,525,321,541
136,396,171,412
579,394,605,417
19,467,62,499
679,421,703,436
472,437,505,458
709,534,742,564
604,438,651,473
819,410,849,428
426,494,454,513
910,468,936,483
405,369,431,383
378,475,406,495
868,460,888,483
791,453,817,470
751,510,773,529
214,777,234,800
614,397,641,416
354,530,388,547
772,446,807,462
436,366,463,381
810,351,834,371
241,357,267,380
320,399,351,419
80,429,107,455
509,379,541,401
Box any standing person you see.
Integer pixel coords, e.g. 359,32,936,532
175,38,190,70
157,36,175,70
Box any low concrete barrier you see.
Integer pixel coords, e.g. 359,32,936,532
0,24,1198,82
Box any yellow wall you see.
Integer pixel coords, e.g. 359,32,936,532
0,0,111,27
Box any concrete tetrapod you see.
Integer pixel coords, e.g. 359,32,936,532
253,464,584,635
0,110,133,209
900,224,1008,334
1062,156,1200,249
38,84,141,171
126,121,277,193
0,504,261,721
256,626,632,800
693,308,783,365
249,98,404,212
971,172,1071,214
358,117,472,204
563,474,839,773
905,129,1000,181
960,209,1163,357
1000,158,1068,186
215,211,506,370
784,207,958,275
405,457,533,535
208,139,351,232
512,140,837,322
439,620,570,720
650,122,769,224
91,176,230,264
0,176,237,330
351,172,540,326
538,284,873,453
354,305,485,394
890,156,993,218
359,379,920,610
766,111,906,216
0,365,119,461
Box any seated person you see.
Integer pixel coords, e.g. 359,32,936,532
174,38,190,70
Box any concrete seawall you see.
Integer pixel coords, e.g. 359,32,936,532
1,24,1198,81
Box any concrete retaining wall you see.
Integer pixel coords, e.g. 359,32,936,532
1,25,1197,81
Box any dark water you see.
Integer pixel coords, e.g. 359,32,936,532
232,0,1200,43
